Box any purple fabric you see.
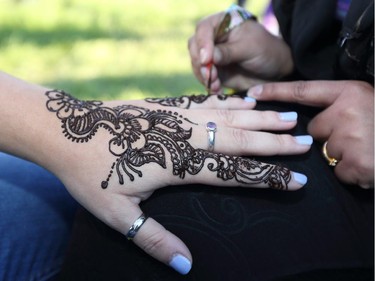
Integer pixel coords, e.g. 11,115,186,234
336,0,352,20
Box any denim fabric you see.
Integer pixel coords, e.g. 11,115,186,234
0,153,78,281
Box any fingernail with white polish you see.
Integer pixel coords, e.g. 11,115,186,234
247,85,263,97
294,135,313,145
279,111,297,121
244,96,256,103
200,67,207,80
169,254,192,275
200,48,207,64
292,172,308,185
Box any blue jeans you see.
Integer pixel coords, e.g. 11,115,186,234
0,153,78,281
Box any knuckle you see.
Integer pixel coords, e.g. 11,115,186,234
195,37,205,51
99,201,126,227
274,134,288,154
231,128,249,149
338,106,361,122
219,45,230,64
292,81,310,101
195,18,206,32
216,109,235,126
338,106,358,122
261,111,276,125
346,80,372,93
338,154,374,189
266,83,278,96
141,229,167,255
353,159,373,183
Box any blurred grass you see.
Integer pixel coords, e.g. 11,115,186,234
0,0,270,100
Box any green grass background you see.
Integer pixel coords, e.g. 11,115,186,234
0,0,269,100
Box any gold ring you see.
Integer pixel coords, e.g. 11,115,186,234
322,141,339,167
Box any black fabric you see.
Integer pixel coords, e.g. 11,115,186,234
272,0,374,83
58,101,374,281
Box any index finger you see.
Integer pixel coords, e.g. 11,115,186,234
193,12,226,65
247,81,345,107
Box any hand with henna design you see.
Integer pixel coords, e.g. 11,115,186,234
0,72,312,274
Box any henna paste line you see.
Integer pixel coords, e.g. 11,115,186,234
145,94,242,109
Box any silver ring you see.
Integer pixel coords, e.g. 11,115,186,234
125,213,148,240
206,122,217,152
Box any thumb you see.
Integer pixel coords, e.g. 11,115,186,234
94,198,193,275
132,215,193,275
214,35,253,66
214,44,235,66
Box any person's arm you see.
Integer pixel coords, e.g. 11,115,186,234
0,71,313,274
0,72,65,168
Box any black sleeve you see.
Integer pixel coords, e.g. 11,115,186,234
272,0,374,84
272,0,340,80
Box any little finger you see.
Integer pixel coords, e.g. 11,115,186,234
174,152,308,191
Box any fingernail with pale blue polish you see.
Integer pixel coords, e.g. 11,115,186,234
279,111,297,121
244,96,256,103
295,135,313,145
292,172,308,185
169,254,192,275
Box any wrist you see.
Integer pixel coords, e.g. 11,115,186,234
0,73,78,176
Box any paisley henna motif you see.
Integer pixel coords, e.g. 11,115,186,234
46,90,291,190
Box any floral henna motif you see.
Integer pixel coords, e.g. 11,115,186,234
46,90,291,190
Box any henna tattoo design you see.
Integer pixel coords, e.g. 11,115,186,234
46,90,291,190
145,95,209,109
145,94,241,109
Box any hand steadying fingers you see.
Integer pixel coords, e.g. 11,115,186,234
247,80,374,188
